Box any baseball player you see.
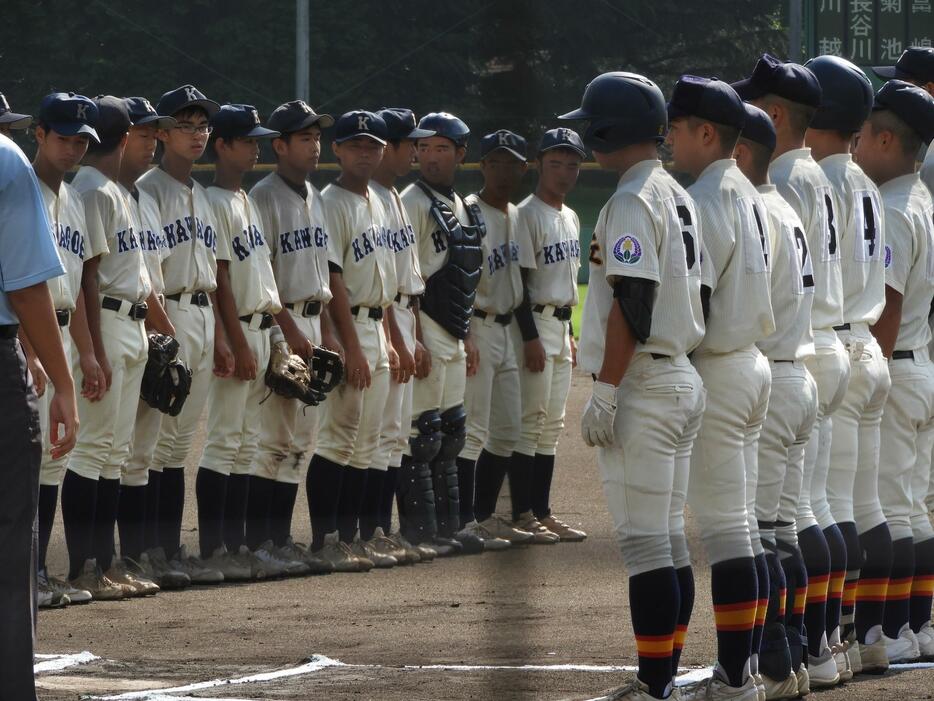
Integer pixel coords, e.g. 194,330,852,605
666,76,775,701
30,92,99,607
449,128,527,552
735,103,819,698
365,107,435,564
193,103,301,582
855,81,934,663
0,93,31,136
137,84,224,584
399,112,484,556
246,100,339,573
560,71,706,701
115,97,191,591
734,54,852,685
307,110,395,570
804,55,892,678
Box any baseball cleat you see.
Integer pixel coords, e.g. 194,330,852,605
70,559,126,601
414,542,437,562
591,677,670,700
512,511,560,544
759,672,798,700
169,545,225,585
460,520,510,551
351,537,396,568
203,546,253,582
883,623,921,663
368,528,410,563
477,515,533,544
806,645,840,688
37,571,70,609
680,667,760,700
844,628,862,674
316,531,370,572
856,633,889,675
828,627,852,682
256,540,308,576
106,559,160,596
915,621,934,660
793,663,809,696
538,515,587,542
452,525,486,554
752,673,765,701
429,536,462,556
276,537,332,574
140,548,190,590
45,572,91,605
386,531,421,564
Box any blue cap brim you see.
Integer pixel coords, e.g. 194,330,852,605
871,65,899,80
539,143,586,158
48,122,100,143
406,127,436,139
481,146,527,162
730,77,764,101
133,115,176,129
558,107,590,120
334,133,387,146
0,112,32,129
246,126,280,138
666,102,691,122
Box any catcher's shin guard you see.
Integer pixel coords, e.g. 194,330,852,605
432,405,467,538
398,410,442,544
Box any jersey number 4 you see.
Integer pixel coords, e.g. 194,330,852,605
854,191,881,263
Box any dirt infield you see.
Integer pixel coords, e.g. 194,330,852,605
36,371,934,700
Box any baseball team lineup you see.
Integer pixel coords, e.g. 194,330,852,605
7,41,934,701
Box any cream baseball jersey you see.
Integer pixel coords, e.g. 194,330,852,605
515,193,581,308
321,183,396,309
922,141,934,199
818,153,885,326
137,166,217,295
769,147,844,330
688,159,775,353
465,194,523,315
372,181,424,297
120,183,167,296
38,179,89,312
880,173,934,352
249,172,333,305
756,184,815,360
208,186,281,317
579,159,705,373
401,181,470,280
72,166,152,303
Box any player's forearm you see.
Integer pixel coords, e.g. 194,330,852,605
144,291,173,335
69,291,96,357
327,271,361,352
870,286,903,359
273,308,303,339
214,263,248,350
9,282,75,395
385,303,404,349
413,298,425,344
597,302,636,386
81,258,105,358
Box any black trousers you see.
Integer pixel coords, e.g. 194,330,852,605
0,337,40,700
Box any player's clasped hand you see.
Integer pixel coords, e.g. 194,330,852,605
345,345,371,390
581,380,618,448
28,355,47,398
285,326,314,361
79,351,107,401
213,337,235,378
465,335,479,377
413,339,431,379
524,337,546,373
233,342,258,381
394,340,416,384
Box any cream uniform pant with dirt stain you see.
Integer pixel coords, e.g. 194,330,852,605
199,319,272,476
39,329,72,486
68,304,149,482
251,310,321,484
374,301,416,470
317,312,390,470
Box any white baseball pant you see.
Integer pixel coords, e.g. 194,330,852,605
374,301,416,470
121,401,163,487
38,329,72,487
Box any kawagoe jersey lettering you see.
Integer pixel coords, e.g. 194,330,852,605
230,223,266,262
277,224,327,255
163,213,216,252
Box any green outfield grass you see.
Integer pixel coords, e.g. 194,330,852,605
572,283,587,339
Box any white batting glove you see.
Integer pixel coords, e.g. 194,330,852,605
581,380,618,448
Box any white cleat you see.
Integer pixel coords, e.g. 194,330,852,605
807,633,840,688
883,622,921,663
680,667,759,701
593,678,675,700
915,621,934,661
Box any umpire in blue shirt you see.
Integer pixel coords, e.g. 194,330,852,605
0,133,78,698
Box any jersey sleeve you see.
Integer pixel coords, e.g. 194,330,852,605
883,206,913,295
603,192,660,285
322,196,346,270
80,189,112,260
515,205,538,270
774,179,805,224
694,198,734,286
211,197,233,263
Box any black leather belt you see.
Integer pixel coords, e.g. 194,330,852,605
834,323,851,331
166,290,210,307
56,310,71,327
102,296,148,320
350,305,383,321
533,304,572,321
892,350,915,360
474,309,513,325
0,324,18,340
239,312,274,330
284,300,322,317
394,293,418,308
773,359,795,363
651,353,669,360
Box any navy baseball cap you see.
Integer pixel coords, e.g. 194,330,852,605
872,79,934,144
739,103,776,151
124,97,176,129
0,94,31,129
38,93,100,142
211,104,279,139
92,95,132,145
668,76,746,130
156,85,219,118
480,130,527,161
538,128,586,157
267,100,334,134
873,47,934,84
333,110,387,145
377,108,434,141
732,54,822,108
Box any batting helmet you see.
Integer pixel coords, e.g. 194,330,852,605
559,72,667,152
804,55,874,133
417,112,470,147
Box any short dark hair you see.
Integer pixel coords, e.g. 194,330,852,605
86,136,122,156
869,110,923,160
760,95,816,139
172,106,210,123
687,116,740,156
737,137,773,177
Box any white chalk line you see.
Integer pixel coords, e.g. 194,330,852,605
34,651,100,673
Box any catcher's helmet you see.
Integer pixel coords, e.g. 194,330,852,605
559,72,667,152
417,112,470,147
804,55,874,133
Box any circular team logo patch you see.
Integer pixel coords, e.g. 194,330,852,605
884,244,892,269
613,235,642,265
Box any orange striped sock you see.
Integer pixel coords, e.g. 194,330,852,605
792,585,808,617
856,577,889,603
635,633,675,659
778,587,787,620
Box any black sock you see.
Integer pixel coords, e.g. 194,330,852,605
144,469,161,552
245,475,276,550
838,520,862,639
38,484,58,573
456,457,476,525
307,454,345,550
117,484,147,562
531,452,555,520
799,525,830,656
855,522,893,643
359,468,385,541
379,466,398,534
712,557,758,686
764,549,787,626
910,538,934,633
337,468,368,543
631,567,679,698
270,481,299,547
883,536,915,639
672,565,694,674
822,523,847,638
159,467,185,557
473,450,507,522
752,553,769,658
93,477,120,572
778,540,808,640
61,470,98,580
195,468,228,558
223,473,250,552
507,451,535,521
